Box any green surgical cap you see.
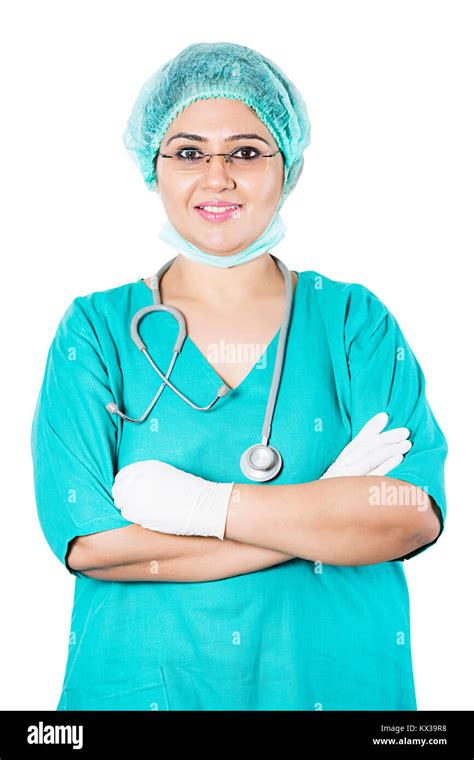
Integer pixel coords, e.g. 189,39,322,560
122,42,311,210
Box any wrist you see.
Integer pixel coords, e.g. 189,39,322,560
184,479,235,539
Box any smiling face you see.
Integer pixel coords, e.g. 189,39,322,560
155,98,285,258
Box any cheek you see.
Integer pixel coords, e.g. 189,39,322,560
240,168,283,207
159,175,195,216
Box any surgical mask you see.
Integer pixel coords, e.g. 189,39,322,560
158,209,286,269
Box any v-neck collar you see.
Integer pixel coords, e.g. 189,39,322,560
183,325,283,392
136,271,300,393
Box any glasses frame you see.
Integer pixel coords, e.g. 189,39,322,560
155,147,282,172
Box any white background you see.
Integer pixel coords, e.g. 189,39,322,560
0,0,472,710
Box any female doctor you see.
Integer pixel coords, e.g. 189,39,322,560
31,42,448,711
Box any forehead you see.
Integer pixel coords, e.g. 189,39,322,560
162,97,273,142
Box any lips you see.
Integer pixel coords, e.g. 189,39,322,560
194,201,242,208
194,204,242,223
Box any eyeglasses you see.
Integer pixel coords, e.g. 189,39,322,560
156,146,282,174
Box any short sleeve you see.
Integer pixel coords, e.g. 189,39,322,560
345,286,448,561
31,297,133,577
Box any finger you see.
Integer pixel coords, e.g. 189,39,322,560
339,439,412,474
337,412,390,457
341,434,412,468
357,439,412,472
356,411,390,438
376,427,410,444
366,452,405,476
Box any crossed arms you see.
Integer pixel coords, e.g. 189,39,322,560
68,475,441,581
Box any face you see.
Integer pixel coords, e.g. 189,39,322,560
155,98,285,257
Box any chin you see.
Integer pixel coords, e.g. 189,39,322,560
189,234,248,254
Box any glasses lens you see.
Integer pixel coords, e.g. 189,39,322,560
166,147,272,174
169,148,207,173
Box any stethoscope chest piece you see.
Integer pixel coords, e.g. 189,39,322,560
240,443,282,482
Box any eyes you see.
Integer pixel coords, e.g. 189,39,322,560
175,146,261,162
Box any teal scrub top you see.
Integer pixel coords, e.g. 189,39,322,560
30,268,448,711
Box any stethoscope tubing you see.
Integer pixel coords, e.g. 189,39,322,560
105,254,295,479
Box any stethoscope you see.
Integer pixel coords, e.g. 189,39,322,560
105,254,295,482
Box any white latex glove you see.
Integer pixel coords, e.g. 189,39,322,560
320,411,412,479
112,460,234,539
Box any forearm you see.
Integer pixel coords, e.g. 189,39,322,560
70,524,294,581
225,476,437,566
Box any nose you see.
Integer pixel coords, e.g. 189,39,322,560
200,154,236,190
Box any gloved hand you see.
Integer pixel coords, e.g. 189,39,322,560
112,460,235,539
320,411,412,479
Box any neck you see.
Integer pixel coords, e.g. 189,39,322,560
160,253,287,307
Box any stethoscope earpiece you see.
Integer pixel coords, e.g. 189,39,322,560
105,255,294,482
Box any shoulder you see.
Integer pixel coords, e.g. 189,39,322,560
48,280,140,358
58,279,139,328
298,269,390,319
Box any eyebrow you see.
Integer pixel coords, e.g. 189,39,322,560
165,132,272,148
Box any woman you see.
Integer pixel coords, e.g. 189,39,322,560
31,42,447,711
